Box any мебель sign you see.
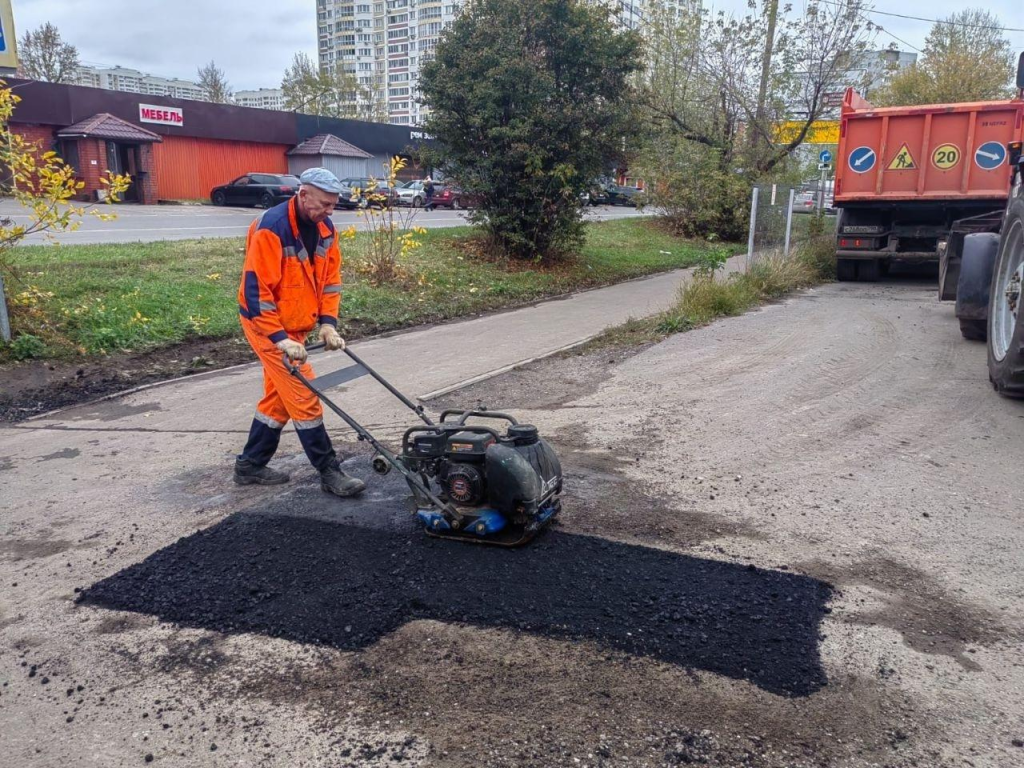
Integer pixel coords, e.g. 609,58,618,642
139,105,184,126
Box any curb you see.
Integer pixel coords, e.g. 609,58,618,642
417,334,600,403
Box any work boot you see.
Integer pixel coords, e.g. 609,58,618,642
234,458,290,486
320,461,367,498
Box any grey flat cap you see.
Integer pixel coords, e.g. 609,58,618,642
299,167,344,194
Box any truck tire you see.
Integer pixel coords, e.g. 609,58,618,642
959,319,987,341
954,233,999,342
837,258,858,282
987,198,1024,397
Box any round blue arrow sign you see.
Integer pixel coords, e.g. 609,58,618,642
848,146,876,174
975,141,1007,171
819,149,833,164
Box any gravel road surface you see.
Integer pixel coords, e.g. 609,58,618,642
2,275,1022,767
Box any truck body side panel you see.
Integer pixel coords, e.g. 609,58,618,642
836,93,1024,204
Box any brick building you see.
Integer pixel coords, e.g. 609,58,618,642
8,78,426,205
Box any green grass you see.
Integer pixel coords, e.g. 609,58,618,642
1,218,730,361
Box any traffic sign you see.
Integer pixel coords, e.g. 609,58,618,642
819,149,833,164
817,163,832,171
932,143,961,170
848,146,876,174
887,143,917,171
975,141,1007,170
823,91,845,109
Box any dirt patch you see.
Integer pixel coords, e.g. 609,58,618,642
0,336,256,423
429,345,651,412
800,556,1010,669
0,536,76,562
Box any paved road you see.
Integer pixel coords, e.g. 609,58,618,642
5,200,648,245
7,268,1018,767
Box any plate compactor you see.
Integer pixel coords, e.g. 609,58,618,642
286,344,563,547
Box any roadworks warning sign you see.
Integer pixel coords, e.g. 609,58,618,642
887,143,917,171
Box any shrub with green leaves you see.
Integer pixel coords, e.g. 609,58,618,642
636,139,750,242
419,0,640,262
9,333,45,360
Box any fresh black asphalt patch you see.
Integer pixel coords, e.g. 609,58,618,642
80,470,833,698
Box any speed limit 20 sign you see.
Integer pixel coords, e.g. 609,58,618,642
932,144,961,170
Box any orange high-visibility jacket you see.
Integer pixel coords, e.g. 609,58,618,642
237,196,343,344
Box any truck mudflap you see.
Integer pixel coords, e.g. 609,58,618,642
939,211,1007,301
954,233,1000,340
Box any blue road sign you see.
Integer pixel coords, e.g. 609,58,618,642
975,141,1007,171
848,146,876,174
0,16,7,53
819,149,833,164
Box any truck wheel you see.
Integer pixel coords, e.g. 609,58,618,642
954,233,999,342
987,198,1024,397
837,258,858,282
959,319,987,341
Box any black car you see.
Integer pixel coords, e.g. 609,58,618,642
211,173,300,208
604,184,641,207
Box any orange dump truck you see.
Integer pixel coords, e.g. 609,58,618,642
834,89,1024,283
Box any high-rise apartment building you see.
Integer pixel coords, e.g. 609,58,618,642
316,0,680,126
74,65,208,102
234,88,288,111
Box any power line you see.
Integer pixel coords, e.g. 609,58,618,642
817,0,1024,34
871,24,923,54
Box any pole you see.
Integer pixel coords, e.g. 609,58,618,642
746,187,759,268
784,188,795,256
818,167,827,211
0,273,10,343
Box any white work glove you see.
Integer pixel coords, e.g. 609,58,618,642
319,324,346,351
276,338,308,364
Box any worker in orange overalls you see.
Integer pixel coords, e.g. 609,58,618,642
234,167,366,497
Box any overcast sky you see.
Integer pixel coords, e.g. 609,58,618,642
12,0,1024,92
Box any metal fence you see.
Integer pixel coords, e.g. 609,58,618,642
745,182,836,268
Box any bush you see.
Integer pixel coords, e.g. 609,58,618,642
636,140,750,242
9,333,45,360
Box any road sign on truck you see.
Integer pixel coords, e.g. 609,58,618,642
832,86,1024,283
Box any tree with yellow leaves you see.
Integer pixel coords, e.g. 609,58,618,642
0,80,129,343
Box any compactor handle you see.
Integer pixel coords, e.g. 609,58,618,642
439,409,518,426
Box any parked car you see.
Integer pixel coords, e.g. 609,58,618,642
423,186,463,210
792,190,817,214
396,180,427,207
338,177,399,209
588,186,609,206
443,185,478,209
210,173,300,208
604,184,641,207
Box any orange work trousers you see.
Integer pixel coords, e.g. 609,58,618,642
242,321,323,429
